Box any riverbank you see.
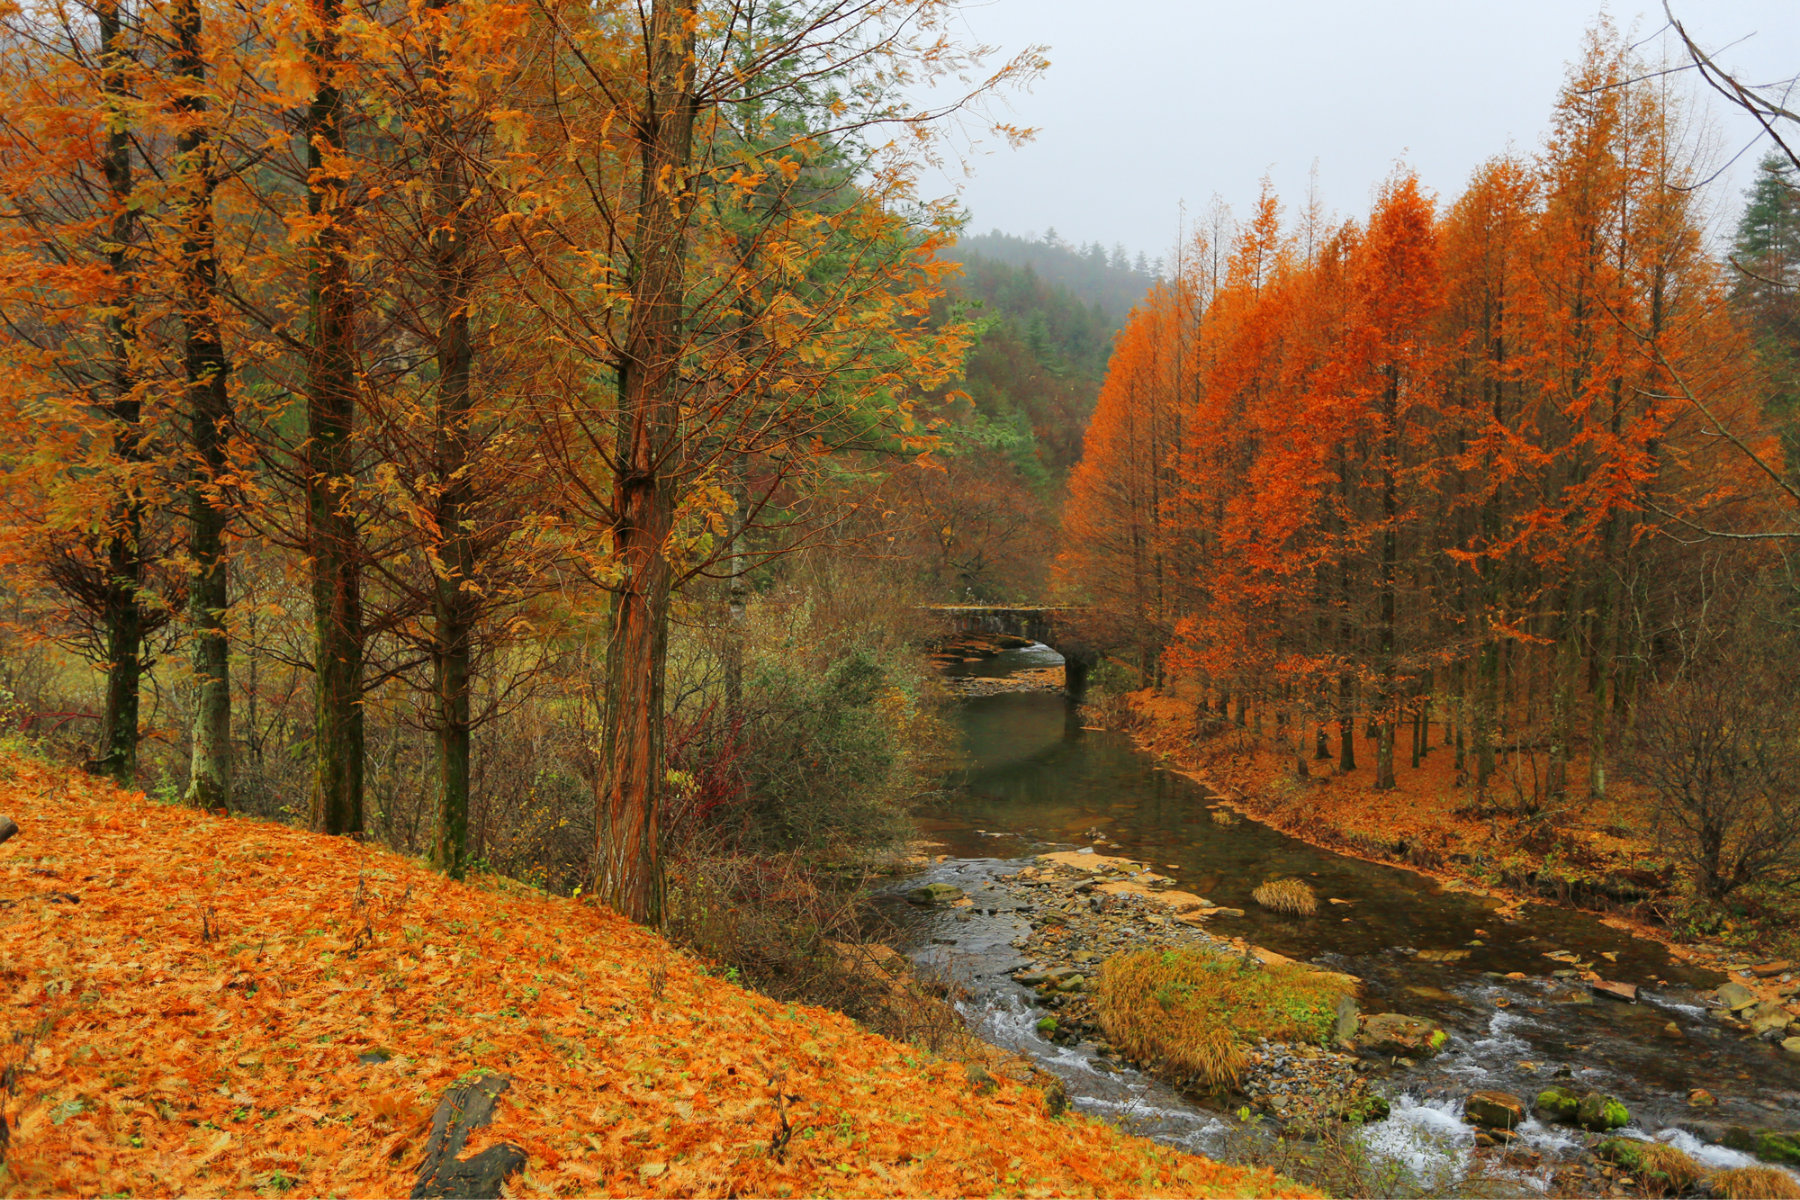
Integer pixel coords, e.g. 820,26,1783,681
901,842,1800,1197
906,649,1800,1191
0,751,1315,1199
1099,687,1800,982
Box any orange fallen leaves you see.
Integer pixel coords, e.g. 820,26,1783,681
0,754,1312,1199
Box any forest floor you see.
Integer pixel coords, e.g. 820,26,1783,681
0,750,1314,1199
1109,688,1800,971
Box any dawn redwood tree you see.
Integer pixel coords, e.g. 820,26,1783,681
1345,174,1442,789
303,0,364,835
348,0,567,878
166,0,234,809
498,0,1041,924
1436,156,1538,798
0,0,173,787
1059,285,1185,677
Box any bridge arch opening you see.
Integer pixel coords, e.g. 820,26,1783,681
923,605,1097,696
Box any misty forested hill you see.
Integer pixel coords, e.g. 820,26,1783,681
950,229,1161,324
940,230,1159,482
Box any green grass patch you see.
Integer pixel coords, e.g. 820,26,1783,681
1097,946,1350,1090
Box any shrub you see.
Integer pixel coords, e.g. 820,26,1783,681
666,649,915,857
1097,947,1350,1091
1708,1167,1800,1200
1252,877,1318,916
663,850,964,1053
1635,643,1800,902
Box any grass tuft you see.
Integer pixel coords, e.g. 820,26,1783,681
1252,877,1318,917
1709,1167,1800,1200
1597,1138,1704,1193
1097,946,1350,1091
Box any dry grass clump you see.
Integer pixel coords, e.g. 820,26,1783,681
1253,877,1319,916
1598,1138,1705,1193
1097,947,1350,1091
1637,1144,1705,1192
1709,1167,1800,1200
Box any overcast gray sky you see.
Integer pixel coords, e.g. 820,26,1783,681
929,1,1800,260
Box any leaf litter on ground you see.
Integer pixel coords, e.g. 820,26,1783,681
0,753,1311,1198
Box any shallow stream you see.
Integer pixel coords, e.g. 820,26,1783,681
883,645,1800,1188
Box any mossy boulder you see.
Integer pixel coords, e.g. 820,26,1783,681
962,1062,997,1095
1576,1091,1630,1132
1464,1090,1525,1130
1720,1128,1800,1166
1535,1085,1581,1122
1761,1130,1800,1165
1361,1013,1448,1059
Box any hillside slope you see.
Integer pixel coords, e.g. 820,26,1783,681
0,755,1307,1198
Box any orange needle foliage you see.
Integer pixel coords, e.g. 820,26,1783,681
1057,23,1783,800
0,754,1312,1199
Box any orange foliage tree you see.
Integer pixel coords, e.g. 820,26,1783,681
1058,23,1779,807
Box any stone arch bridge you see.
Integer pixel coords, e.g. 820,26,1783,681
922,605,1096,693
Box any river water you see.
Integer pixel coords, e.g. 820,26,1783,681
883,644,1800,1189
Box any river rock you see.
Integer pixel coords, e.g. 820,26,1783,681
1782,1037,1800,1057
1464,1090,1526,1130
1717,981,1759,1012
962,1062,997,1095
1688,1088,1717,1107
1591,980,1638,1003
1576,1091,1630,1132
908,882,965,906
1334,994,1360,1045
1415,949,1471,964
1749,1002,1793,1038
1752,960,1792,978
1535,1086,1582,1123
1360,1013,1447,1059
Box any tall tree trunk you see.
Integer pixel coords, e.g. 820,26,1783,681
174,0,232,810
596,0,698,926
1335,450,1356,774
1546,602,1575,807
1374,366,1399,792
1337,673,1356,772
426,0,476,877
1453,662,1467,780
306,0,364,835
1587,535,1619,801
91,0,143,789
1474,638,1497,797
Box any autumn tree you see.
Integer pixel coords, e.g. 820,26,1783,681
496,0,1040,923
1060,20,1778,825
0,0,179,787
